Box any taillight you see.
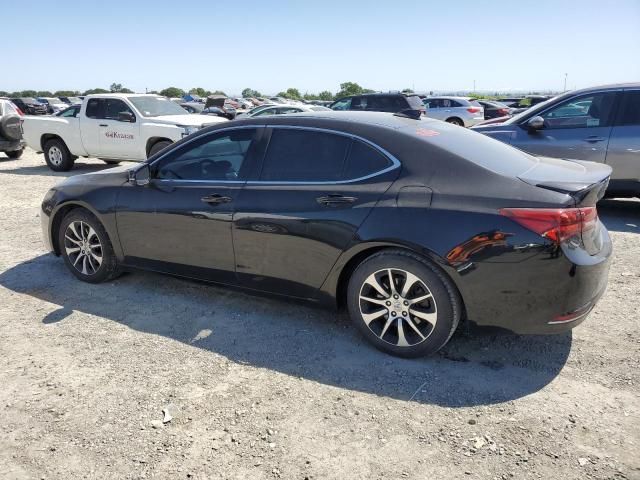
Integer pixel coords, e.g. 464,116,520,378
499,207,597,244
16,108,24,116
467,107,481,113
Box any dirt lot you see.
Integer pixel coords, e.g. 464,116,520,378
0,149,638,480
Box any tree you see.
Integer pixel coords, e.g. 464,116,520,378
14,90,37,97
83,88,110,95
401,88,414,94
242,88,262,98
159,87,185,98
318,90,333,101
120,88,134,93
0,91,9,97
277,88,302,100
35,91,53,97
54,90,80,97
335,82,366,98
110,83,123,93
189,87,209,97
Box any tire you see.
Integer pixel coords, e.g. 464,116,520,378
0,114,22,141
6,148,24,159
148,140,172,158
58,209,121,284
347,249,461,358
446,117,464,127
44,138,75,171
103,160,120,165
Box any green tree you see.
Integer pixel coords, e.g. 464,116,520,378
0,91,9,97
277,88,302,100
189,87,209,97
401,88,414,94
242,88,262,98
35,91,54,97
16,90,37,97
110,83,122,92
83,88,110,95
54,90,81,97
335,82,366,98
159,87,185,98
318,90,334,101
120,87,134,93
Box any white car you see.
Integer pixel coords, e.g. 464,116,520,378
22,93,228,171
423,96,485,127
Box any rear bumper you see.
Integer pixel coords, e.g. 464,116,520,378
464,116,486,127
458,229,612,335
0,139,24,152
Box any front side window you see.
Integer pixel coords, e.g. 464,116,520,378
541,93,616,129
155,129,256,181
104,99,135,121
260,129,351,182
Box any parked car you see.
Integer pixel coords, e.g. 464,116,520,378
55,105,81,117
37,97,70,114
179,102,205,114
22,93,228,171
473,83,640,198
58,96,83,105
506,95,554,115
40,111,612,357
475,100,513,120
0,100,25,159
232,98,253,110
204,95,237,120
330,93,426,115
10,98,47,115
238,104,331,118
422,97,484,127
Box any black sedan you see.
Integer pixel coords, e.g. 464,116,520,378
40,112,612,357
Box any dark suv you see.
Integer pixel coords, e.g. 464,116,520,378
330,93,425,115
10,98,47,115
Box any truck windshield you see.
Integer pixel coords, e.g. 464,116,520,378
129,96,188,117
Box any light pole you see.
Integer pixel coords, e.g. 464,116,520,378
563,73,568,92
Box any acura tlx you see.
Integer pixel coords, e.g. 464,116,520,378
40,111,612,357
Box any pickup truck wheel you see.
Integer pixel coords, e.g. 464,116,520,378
148,140,172,158
6,149,24,159
44,139,74,172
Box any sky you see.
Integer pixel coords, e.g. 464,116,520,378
3,0,640,95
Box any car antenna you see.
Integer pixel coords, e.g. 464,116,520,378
394,109,422,120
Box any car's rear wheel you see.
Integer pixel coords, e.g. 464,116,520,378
347,250,461,358
446,117,464,126
6,149,23,159
58,209,120,284
44,139,74,171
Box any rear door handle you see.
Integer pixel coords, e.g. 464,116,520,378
201,194,232,204
584,136,606,143
316,194,357,206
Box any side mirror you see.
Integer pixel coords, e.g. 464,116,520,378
129,164,150,186
118,111,135,123
526,116,545,131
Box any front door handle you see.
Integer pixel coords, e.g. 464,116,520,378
99,124,108,127
584,136,605,143
316,194,357,206
201,194,232,204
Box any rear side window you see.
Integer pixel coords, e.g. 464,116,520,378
367,96,406,112
260,129,350,181
616,91,640,126
85,99,105,119
330,97,352,111
406,96,424,109
344,140,392,179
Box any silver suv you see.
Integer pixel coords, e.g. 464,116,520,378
423,96,485,127
472,83,640,198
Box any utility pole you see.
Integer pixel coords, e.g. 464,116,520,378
563,73,568,92
473,80,476,92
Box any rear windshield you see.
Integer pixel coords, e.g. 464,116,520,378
469,100,482,107
406,95,424,109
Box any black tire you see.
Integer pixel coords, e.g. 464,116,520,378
103,160,120,165
58,209,121,284
446,117,464,127
44,138,75,171
6,148,24,159
347,249,461,358
148,140,172,158
0,114,22,141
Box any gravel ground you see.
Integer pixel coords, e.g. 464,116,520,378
0,149,638,480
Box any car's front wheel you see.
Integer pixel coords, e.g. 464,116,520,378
58,209,120,283
347,250,461,358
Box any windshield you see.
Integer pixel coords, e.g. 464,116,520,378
129,96,188,117
68,97,81,104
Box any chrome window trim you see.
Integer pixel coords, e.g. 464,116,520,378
249,125,401,185
147,124,401,186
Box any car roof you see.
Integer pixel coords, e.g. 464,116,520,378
425,96,473,101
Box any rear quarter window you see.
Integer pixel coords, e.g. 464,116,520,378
344,140,392,179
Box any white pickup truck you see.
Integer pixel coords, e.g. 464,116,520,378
22,93,228,171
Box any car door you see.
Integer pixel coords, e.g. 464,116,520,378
98,99,140,159
424,99,446,120
510,92,618,163
115,127,263,283
233,127,400,299
80,98,106,156
606,89,640,183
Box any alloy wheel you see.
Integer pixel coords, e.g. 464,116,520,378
49,146,63,166
64,221,103,276
358,268,438,347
